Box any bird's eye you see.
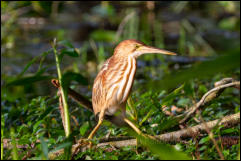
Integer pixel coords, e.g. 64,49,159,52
135,44,141,49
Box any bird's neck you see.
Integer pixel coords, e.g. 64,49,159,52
113,54,136,61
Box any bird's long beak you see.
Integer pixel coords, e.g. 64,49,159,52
137,45,177,56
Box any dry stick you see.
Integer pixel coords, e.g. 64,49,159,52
179,81,240,124
97,113,240,148
58,90,66,132
49,79,240,157
48,112,240,159
51,79,93,112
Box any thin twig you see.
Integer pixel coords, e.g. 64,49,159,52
197,110,225,160
179,80,240,123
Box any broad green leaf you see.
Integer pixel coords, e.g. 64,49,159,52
177,98,191,107
59,48,79,62
199,145,208,151
79,122,89,136
221,128,237,134
6,75,53,86
199,136,210,144
58,40,74,48
132,131,191,160
147,50,240,91
62,71,88,89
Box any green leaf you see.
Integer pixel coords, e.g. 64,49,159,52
199,145,208,151
199,136,210,144
50,142,72,153
59,48,79,62
33,120,43,133
177,98,191,107
158,117,180,133
60,48,79,57
40,136,48,160
6,75,53,86
58,40,74,48
139,109,154,126
222,128,237,134
62,71,88,89
18,49,52,78
37,50,53,74
17,56,39,78
38,106,55,121
161,84,185,106
133,131,191,160
147,50,240,91
79,122,89,136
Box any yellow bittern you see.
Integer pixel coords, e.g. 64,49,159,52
88,39,176,140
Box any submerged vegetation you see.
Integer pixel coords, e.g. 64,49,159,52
1,1,240,160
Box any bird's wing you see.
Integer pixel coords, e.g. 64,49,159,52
105,56,136,105
92,56,136,115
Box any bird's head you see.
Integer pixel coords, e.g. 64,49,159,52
113,39,176,58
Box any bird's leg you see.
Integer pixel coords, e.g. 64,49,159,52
73,109,105,155
87,109,105,141
123,118,157,140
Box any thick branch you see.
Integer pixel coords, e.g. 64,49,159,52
48,78,240,159
97,112,240,147
48,112,239,159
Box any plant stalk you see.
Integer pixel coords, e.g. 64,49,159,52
52,38,71,137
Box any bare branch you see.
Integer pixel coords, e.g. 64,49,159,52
48,113,240,159
51,79,93,112
178,80,240,123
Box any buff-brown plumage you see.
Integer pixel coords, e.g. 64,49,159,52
92,39,176,120
92,53,136,117
87,39,176,140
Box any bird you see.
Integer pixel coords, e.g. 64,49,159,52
88,39,176,141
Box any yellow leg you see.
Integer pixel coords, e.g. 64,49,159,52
72,110,105,156
88,109,105,140
123,118,157,140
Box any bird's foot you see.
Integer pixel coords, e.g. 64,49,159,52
77,138,94,149
71,138,93,158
